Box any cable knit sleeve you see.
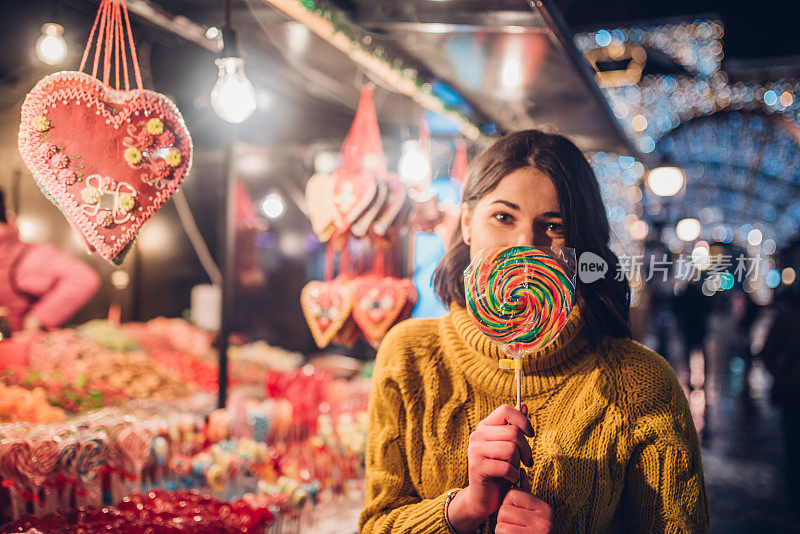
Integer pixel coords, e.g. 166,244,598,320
359,322,452,533
613,340,710,533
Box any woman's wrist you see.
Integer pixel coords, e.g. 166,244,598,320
446,486,487,533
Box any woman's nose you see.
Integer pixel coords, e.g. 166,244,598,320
513,230,534,248
513,229,553,248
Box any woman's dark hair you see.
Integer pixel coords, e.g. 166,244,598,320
0,188,6,224
433,130,631,349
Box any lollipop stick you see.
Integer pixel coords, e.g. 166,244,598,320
515,367,521,410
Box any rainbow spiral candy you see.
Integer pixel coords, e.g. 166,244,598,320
465,246,575,353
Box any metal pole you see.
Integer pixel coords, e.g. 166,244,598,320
217,125,236,408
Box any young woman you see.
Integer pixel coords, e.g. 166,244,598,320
359,131,709,533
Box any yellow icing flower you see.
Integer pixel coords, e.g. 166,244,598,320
124,146,143,165
165,149,182,167
117,193,136,212
81,186,100,204
146,117,164,135
33,116,50,132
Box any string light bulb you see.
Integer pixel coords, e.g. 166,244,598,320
211,57,257,123
210,1,257,124
35,23,67,65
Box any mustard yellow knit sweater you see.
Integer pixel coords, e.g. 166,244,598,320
359,301,709,533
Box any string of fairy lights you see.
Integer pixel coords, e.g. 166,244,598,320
577,19,800,304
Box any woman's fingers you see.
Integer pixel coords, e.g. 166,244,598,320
470,425,533,467
478,404,534,437
496,518,552,534
476,458,520,484
501,489,554,522
469,441,520,467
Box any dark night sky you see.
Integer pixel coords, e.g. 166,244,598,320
559,0,800,62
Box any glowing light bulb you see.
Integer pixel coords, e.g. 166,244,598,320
398,140,431,186
260,191,285,219
210,57,257,123
35,23,67,65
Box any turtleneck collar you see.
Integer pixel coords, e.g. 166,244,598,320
442,297,591,397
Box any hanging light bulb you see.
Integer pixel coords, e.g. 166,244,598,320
398,140,431,187
211,57,257,123
35,23,68,65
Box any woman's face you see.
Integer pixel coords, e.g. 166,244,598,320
461,166,566,259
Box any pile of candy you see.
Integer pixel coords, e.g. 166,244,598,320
0,385,65,423
0,320,217,419
3,489,273,533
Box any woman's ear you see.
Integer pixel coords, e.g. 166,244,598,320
460,203,471,245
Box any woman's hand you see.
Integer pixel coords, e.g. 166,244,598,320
447,404,534,533
496,489,553,533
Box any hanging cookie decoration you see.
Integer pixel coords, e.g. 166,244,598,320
17,0,192,264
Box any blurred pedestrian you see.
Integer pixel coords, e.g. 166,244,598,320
758,289,800,509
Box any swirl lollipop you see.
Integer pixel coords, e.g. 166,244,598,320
465,246,575,406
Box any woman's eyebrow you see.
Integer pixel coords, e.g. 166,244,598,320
541,211,563,218
491,200,520,210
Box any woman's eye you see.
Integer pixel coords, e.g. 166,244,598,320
546,222,564,233
493,212,514,224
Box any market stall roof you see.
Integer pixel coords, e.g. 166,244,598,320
335,0,638,154
120,0,637,154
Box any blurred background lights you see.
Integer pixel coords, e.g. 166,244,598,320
691,245,711,270
260,191,285,219
782,267,796,285
747,228,763,246
647,166,684,196
595,29,612,47
398,140,431,186
628,219,649,240
501,54,522,90
676,218,701,241
765,269,781,288
205,26,220,40
35,23,67,65
110,269,130,290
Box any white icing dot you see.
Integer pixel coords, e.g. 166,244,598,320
148,196,153,200
105,119,110,124
114,125,119,129
96,111,100,115
87,103,91,107
134,111,140,116
126,118,131,123
51,104,56,108
63,100,68,105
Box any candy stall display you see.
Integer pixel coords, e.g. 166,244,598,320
0,359,369,532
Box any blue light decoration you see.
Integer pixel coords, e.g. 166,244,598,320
411,231,449,318
576,19,800,304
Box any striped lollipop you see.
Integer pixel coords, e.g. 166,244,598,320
465,246,575,354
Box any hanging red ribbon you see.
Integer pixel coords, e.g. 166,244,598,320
78,0,144,93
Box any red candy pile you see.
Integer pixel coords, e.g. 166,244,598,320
3,490,272,533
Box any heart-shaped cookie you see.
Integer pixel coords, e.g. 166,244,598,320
330,169,376,233
373,177,407,236
351,276,408,346
18,71,193,264
301,280,355,349
305,172,336,242
351,176,387,237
